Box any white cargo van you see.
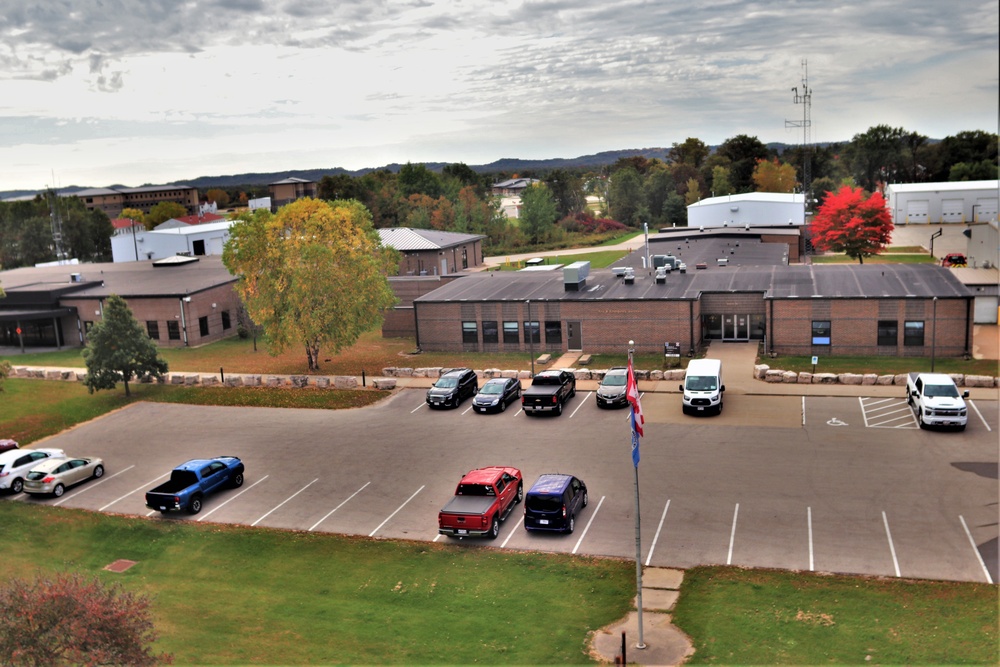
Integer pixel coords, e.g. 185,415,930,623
680,358,724,415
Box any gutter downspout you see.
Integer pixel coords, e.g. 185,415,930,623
179,298,190,346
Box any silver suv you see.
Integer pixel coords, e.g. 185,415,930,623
595,367,629,408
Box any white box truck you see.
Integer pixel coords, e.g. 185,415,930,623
680,358,725,415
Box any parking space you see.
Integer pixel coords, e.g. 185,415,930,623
5,388,996,583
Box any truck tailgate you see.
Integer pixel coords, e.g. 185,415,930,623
440,495,495,516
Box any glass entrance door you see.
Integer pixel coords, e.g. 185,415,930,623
722,314,750,340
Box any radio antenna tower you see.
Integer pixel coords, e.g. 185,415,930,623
785,59,812,210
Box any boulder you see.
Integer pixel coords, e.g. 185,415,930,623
838,373,863,385
289,375,309,388
812,373,839,384
184,375,200,386
754,364,770,379
965,375,996,388
861,374,878,386
782,371,798,383
244,375,262,387
648,370,663,380
893,373,909,386
200,375,218,386
373,378,397,390
876,375,895,385
573,369,591,380
797,372,812,384
225,376,244,387
334,376,358,389
764,370,785,383
266,376,283,387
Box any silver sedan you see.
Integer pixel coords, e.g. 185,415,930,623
23,457,105,497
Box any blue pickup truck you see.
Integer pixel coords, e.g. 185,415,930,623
145,456,245,515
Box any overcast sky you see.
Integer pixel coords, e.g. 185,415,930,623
1,0,997,192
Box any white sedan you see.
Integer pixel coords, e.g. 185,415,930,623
23,457,105,497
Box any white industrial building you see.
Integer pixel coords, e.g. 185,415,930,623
687,192,805,229
884,180,998,225
110,220,234,263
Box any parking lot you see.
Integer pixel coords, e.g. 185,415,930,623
6,388,997,584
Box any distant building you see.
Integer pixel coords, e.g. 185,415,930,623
687,192,806,229
884,180,999,225
153,212,226,230
70,184,200,219
377,228,485,276
110,220,235,263
491,178,540,196
268,177,317,211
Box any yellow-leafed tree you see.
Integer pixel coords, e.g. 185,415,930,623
222,198,398,371
752,158,798,193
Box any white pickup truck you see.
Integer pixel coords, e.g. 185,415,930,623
906,372,969,430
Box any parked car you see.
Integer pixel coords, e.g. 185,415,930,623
426,368,478,409
438,467,523,539
523,474,588,534
472,377,521,413
145,456,245,514
23,457,105,497
596,367,629,408
0,439,18,453
0,448,66,494
941,253,967,268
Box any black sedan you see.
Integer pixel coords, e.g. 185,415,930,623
472,377,522,413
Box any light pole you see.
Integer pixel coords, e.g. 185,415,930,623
527,300,535,376
930,297,938,372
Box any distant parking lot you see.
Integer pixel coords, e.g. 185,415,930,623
7,389,997,584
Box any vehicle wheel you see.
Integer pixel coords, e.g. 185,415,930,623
582,491,589,508
188,496,203,515
555,402,563,415
566,515,575,534
918,412,927,429
487,516,500,540
11,478,23,494
718,401,724,415
570,387,576,398
231,472,244,488
500,399,507,412
515,483,523,504
53,484,65,498
93,465,104,479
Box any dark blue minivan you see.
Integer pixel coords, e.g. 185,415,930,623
523,474,588,534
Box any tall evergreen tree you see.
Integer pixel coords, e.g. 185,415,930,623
83,295,168,397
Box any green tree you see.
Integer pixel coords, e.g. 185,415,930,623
318,174,361,201
543,169,586,218
0,572,169,666
398,162,442,198
663,192,687,226
83,294,168,397
717,134,770,193
519,183,559,244
847,124,906,191
145,201,187,229
668,138,709,168
949,160,998,181
644,164,676,226
0,283,7,391
223,198,398,371
607,167,643,226
710,166,734,197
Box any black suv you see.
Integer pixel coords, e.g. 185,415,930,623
426,368,478,409
523,474,588,534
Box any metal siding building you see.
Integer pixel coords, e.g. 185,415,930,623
884,180,999,225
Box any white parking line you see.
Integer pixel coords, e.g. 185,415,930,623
369,485,425,537
251,478,319,527
882,511,901,577
860,397,918,429
807,506,814,571
309,482,370,531
802,396,806,426
195,475,270,521
568,397,587,418
100,472,169,512
727,503,739,565
410,402,426,413
959,515,994,584
501,515,524,548
572,495,605,554
645,499,671,566
52,465,135,506
968,400,992,431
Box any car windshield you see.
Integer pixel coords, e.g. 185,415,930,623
480,382,504,395
435,377,458,388
685,375,717,391
602,374,627,387
457,484,494,496
26,471,47,481
526,496,562,512
925,384,959,398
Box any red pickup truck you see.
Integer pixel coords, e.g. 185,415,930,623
438,467,523,539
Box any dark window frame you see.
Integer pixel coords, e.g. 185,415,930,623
167,320,181,340
904,320,925,346
523,320,540,344
482,320,498,344
502,321,519,345
877,320,898,346
811,320,831,346
146,321,160,340
461,321,478,344
544,320,562,344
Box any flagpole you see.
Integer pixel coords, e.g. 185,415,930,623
629,340,646,650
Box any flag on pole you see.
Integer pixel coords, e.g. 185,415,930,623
627,358,644,466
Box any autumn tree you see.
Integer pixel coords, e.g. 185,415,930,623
145,201,187,229
717,134,770,192
205,188,230,208
83,294,168,397
752,158,797,193
710,166,734,197
0,572,169,667
668,137,709,168
518,183,560,244
684,178,703,206
223,198,398,371
810,186,893,264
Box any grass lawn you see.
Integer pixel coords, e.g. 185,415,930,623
3,502,994,665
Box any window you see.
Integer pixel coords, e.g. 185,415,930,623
146,321,160,340
199,316,209,337
503,321,519,345
167,321,181,340
811,320,831,345
877,320,897,346
482,320,498,344
462,321,478,344
523,320,540,344
904,320,925,346
221,310,231,330
544,320,561,344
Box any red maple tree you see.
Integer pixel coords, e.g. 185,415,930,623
810,186,893,263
